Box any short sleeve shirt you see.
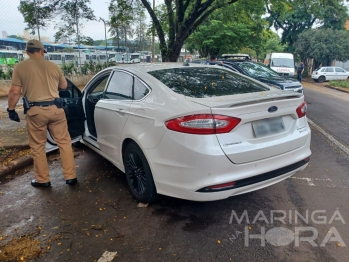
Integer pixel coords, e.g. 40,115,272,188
297,64,304,73
11,57,66,102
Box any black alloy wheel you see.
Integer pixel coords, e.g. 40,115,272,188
318,75,326,83
123,142,160,203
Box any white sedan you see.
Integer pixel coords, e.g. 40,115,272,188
47,63,311,202
312,66,349,82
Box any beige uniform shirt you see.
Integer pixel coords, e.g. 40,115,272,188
11,57,66,102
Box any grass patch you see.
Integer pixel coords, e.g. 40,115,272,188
329,80,349,88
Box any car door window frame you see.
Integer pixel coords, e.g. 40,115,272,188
87,71,112,96
103,70,134,101
101,70,152,101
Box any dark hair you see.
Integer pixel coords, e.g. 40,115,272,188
210,55,217,61
26,47,41,54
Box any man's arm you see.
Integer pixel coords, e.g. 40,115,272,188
7,84,22,110
58,66,67,89
59,78,68,89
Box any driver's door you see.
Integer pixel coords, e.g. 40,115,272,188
46,79,85,152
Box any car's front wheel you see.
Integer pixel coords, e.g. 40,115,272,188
318,76,326,83
123,142,160,203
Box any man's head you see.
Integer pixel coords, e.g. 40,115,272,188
26,39,47,56
210,55,217,62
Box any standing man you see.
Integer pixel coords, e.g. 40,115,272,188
297,61,305,82
7,39,77,187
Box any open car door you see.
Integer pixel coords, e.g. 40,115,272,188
46,78,85,152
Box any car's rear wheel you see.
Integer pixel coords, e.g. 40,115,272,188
123,142,160,203
318,76,326,83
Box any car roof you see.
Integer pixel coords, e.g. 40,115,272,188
99,62,221,74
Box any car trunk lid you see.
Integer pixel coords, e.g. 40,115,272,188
187,91,308,164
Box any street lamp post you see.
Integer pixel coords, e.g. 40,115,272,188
99,17,109,65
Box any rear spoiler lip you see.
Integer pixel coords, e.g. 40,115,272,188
186,92,303,108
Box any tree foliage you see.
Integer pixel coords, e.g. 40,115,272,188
18,0,95,43
185,0,268,58
110,0,242,61
294,29,349,69
80,36,94,46
266,0,348,48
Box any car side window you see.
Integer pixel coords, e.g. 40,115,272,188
104,71,133,100
89,74,110,94
335,67,345,73
325,68,334,72
134,78,150,100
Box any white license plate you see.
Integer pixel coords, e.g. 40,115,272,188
252,117,285,137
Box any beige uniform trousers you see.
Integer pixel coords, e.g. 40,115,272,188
26,105,76,183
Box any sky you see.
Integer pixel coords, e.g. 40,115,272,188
0,0,127,42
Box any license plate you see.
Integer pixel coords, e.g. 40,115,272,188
252,117,285,137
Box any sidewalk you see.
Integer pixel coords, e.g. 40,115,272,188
0,97,31,178
302,78,349,94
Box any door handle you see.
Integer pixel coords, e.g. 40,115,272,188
116,108,126,113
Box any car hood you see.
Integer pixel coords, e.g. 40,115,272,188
256,77,302,88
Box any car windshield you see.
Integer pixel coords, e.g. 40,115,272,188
236,62,280,78
271,58,294,68
148,67,269,98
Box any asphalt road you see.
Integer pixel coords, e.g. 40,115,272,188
303,82,349,147
1,85,349,262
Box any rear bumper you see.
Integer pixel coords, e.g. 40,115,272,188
155,162,308,202
145,124,311,201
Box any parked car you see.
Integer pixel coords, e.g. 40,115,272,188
49,63,311,202
312,66,349,82
218,55,303,93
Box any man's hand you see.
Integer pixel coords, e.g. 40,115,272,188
7,108,20,122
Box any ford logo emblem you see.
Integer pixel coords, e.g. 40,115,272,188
268,106,278,113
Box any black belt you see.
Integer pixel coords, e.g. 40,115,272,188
30,100,56,107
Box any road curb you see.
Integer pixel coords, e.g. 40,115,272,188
0,149,82,179
324,85,349,94
0,155,33,178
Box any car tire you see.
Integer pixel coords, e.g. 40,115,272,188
318,76,326,83
123,142,160,203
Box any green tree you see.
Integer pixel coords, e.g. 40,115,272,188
266,0,348,49
18,0,95,43
80,36,94,46
111,0,242,62
294,29,349,69
109,0,134,53
185,0,268,58
18,0,61,35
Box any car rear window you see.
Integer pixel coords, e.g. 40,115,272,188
148,67,269,98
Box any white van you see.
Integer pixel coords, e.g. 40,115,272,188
264,53,295,77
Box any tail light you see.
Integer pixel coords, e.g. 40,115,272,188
165,114,241,134
316,72,318,75
296,102,307,118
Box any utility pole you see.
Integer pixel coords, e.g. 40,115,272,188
151,0,155,63
34,0,41,41
99,18,108,65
